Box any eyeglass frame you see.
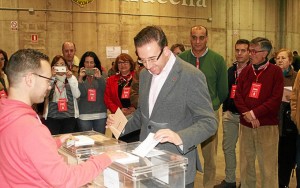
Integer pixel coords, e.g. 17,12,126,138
137,48,164,65
117,60,130,65
32,73,56,86
249,49,266,55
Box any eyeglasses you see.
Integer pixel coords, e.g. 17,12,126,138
32,73,56,86
137,48,164,65
249,49,266,55
117,61,130,65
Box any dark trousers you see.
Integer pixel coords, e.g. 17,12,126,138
296,135,300,188
45,117,77,135
278,135,297,188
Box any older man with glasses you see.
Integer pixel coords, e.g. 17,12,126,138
234,37,284,188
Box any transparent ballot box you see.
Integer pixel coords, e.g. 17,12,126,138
60,141,188,188
58,131,126,163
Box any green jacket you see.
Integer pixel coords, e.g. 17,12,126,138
179,49,228,110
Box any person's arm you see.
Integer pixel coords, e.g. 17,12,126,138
234,69,250,114
23,122,112,187
104,77,120,113
291,72,300,124
174,69,217,154
251,67,284,118
217,56,229,104
67,75,81,98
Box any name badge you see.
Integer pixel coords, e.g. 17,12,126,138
0,90,7,98
58,98,68,112
230,84,237,99
88,89,96,102
121,87,131,99
249,83,262,99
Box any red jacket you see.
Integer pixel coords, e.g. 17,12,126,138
104,71,135,113
234,63,284,127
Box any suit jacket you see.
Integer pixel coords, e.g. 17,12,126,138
124,56,217,185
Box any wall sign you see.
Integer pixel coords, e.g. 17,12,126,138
10,21,18,31
31,34,38,43
72,0,94,7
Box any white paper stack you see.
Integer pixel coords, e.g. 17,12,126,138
74,135,95,147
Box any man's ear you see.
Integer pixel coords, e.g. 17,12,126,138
24,73,34,87
163,46,171,57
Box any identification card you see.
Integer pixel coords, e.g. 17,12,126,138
249,83,262,99
88,89,96,101
230,84,237,99
0,90,7,98
58,98,68,112
121,87,130,99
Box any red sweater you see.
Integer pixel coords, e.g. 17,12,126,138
234,63,284,127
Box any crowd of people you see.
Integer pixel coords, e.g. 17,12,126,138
0,25,300,188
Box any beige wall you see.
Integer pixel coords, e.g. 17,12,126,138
0,0,299,69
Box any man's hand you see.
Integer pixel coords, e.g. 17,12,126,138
154,129,183,146
106,114,115,129
66,70,73,78
94,68,101,78
251,119,260,128
242,111,254,122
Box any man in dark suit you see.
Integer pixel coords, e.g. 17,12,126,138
107,26,217,187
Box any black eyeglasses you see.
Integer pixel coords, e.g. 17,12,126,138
32,73,56,86
137,48,164,65
249,49,266,55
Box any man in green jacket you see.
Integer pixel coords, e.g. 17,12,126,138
179,25,228,188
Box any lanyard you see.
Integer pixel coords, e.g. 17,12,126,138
55,83,66,97
86,76,94,87
234,71,239,85
251,63,269,82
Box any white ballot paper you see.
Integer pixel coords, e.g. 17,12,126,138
73,135,94,147
282,86,292,102
110,108,128,139
132,133,161,157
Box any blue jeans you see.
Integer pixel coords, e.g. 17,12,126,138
77,118,106,134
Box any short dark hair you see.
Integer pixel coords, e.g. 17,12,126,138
293,51,298,56
250,37,272,56
5,49,49,85
78,51,102,75
134,26,168,49
191,25,208,36
235,39,250,47
170,44,185,53
114,53,135,72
